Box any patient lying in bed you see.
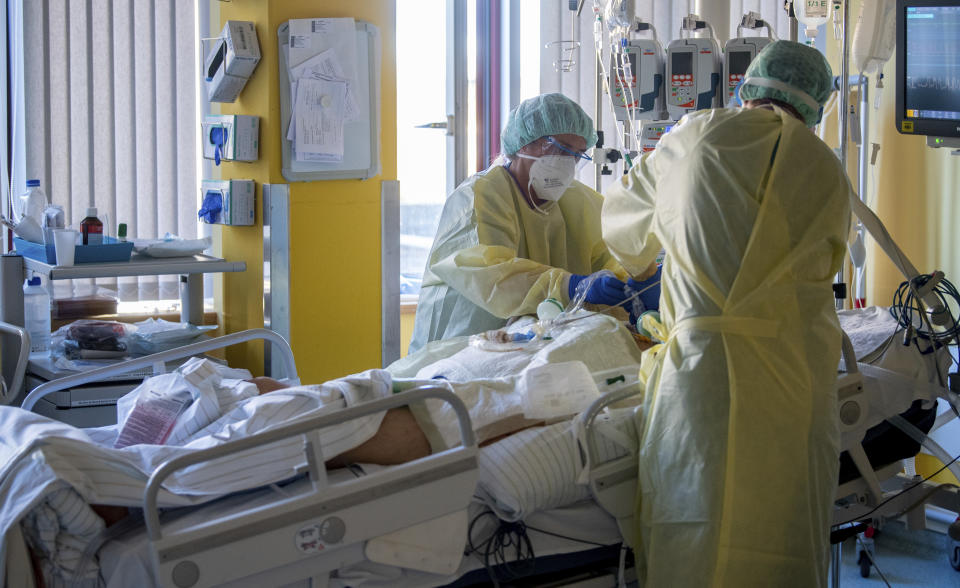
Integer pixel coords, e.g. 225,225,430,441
255,311,646,463
9,312,645,586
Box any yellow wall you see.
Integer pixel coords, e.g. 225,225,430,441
400,306,415,357
212,1,396,382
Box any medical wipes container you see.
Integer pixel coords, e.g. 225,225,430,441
199,179,255,226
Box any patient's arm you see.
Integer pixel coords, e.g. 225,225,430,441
248,377,431,467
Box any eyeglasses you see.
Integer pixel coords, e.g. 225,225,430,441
544,136,592,162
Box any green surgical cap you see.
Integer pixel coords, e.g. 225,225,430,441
502,93,598,155
740,41,834,127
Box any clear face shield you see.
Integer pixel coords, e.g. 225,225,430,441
539,136,593,171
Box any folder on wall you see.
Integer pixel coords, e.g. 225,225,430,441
278,18,381,181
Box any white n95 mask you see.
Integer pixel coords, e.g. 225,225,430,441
517,154,577,202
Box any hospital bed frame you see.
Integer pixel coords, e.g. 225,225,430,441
14,328,480,588
145,385,478,588
0,320,29,406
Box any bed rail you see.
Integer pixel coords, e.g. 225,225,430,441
0,321,29,406
145,384,477,588
21,328,297,412
144,384,475,542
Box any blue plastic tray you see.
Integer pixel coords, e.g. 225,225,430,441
14,237,134,264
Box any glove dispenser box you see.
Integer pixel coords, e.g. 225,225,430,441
202,115,260,165
199,179,255,226
205,21,261,103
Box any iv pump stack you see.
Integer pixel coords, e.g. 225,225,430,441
81,208,103,245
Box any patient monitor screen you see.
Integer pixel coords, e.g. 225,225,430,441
904,5,960,121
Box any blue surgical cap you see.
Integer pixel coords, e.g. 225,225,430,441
502,93,598,155
740,41,834,127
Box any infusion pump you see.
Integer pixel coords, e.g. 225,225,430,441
639,120,675,153
665,37,721,120
722,37,772,106
610,39,665,121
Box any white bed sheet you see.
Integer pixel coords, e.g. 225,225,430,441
1,365,393,585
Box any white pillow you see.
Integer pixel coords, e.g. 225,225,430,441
475,409,637,521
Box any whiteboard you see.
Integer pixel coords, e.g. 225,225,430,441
278,20,381,181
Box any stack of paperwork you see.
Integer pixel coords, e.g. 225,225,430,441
283,18,361,163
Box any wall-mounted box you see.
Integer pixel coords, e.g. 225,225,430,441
205,21,261,103
199,180,255,226
202,115,260,164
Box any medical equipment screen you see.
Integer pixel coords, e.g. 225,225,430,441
903,5,960,122
727,51,752,76
672,52,693,75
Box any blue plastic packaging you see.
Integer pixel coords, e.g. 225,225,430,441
14,237,134,265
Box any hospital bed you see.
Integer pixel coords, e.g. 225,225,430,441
7,305,958,587
4,325,642,587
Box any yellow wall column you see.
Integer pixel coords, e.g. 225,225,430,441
212,1,396,382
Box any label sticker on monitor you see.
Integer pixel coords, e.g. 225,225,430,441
902,121,914,133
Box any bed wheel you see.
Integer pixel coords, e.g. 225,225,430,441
950,541,960,571
857,550,871,578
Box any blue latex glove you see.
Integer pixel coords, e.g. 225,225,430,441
626,265,662,314
568,273,628,306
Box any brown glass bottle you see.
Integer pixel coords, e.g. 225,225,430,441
80,207,103,245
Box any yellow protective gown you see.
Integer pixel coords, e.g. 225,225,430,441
602,107,851,586
410,164,623,352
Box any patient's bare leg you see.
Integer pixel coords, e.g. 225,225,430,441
248,377,431,466
326,406,431,467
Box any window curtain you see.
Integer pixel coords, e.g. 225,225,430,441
539,0,790,192
13,0,200,305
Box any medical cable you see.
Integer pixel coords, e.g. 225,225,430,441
465,509,535,587
856,534,892,588
522,523,610,548
890,274,960,346
834,450,960,527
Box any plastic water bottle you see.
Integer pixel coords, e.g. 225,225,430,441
23,276,51,353
19,179,47,226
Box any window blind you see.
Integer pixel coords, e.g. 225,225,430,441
13,0,201,306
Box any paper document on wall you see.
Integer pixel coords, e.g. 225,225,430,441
283,17,361,162
294,77,347,162
290,48,360,121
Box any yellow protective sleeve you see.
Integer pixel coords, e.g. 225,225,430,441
601,149,663,278
431,244,571,319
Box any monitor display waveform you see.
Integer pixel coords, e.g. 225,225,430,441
904,5,960,121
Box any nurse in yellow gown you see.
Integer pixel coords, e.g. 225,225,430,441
602,41,851,586
410,93,658,353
